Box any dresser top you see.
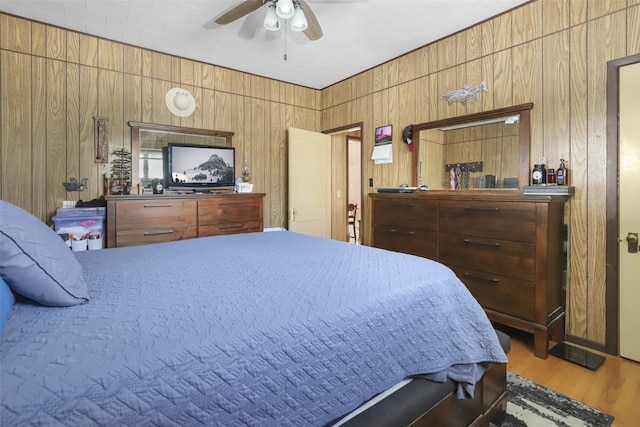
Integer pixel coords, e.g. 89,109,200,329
106,192,266,201
369,190,568,204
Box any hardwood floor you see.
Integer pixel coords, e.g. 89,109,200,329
504,327,640,427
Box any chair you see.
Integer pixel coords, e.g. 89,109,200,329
347,203,358,242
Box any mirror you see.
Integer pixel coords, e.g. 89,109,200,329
129,122,234,193
412,103,532,191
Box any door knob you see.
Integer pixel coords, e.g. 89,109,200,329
626,232,638,253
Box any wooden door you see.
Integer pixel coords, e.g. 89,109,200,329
287,128,331,239
619,62,640,362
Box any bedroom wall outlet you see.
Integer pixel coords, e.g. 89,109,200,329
369,178,374,187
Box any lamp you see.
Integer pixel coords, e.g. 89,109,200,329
275,0,295,19
290,5,308,32
263,4,279,31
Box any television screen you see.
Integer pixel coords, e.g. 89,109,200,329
167,143,235,191
375,125,393,144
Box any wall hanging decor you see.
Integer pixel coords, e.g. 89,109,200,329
165,88,196,117
442,80,488,105
94,116,109,163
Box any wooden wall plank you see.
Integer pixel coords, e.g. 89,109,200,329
31,22,46,57
46,26,66,60
46,59,67,216
1,51,32,210
98,39,123,72
542,0,570,35
585,10,627,343
493,10,512,52
570,0,588,25
466,25,482,61
512,0,542,45
0,14,31,53
32,56,47,220
80,65,101,199
542,31,570,169
79,34,98,67
123,45,142,76
492,48,513,109
66,62,81,202
567,23,588,338
66,31,79,64
438,35,457,71
512,40,542,162
629,5,640,55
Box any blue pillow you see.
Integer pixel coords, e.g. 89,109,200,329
0,200,89,306
0,276,15,334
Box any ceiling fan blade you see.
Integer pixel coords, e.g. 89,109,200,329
299,0,323,40
215,0,265,25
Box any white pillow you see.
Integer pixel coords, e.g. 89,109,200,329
0,200,89,306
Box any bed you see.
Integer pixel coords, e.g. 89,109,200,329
0,200,508,426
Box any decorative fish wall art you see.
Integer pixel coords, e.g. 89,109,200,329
442,80,488,105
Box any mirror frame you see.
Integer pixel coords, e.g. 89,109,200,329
129,121,234,191
411,103,533,191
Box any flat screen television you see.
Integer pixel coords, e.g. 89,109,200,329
375,124,393,144
167,143,236,192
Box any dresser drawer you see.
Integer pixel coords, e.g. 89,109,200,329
115,227,197,247
439,201,536,242
199,221,262,237
198,198,262,225
115,200,197,230
439,233,535,281
450,266,535,321
373,199,437,231
373,225,437,259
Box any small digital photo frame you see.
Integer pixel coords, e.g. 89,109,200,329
375,124,393,144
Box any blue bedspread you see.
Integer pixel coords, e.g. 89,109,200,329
1,231,507,426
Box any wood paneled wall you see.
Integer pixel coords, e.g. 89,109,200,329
321,0,640,346
1,0,639,349
0,13,320,230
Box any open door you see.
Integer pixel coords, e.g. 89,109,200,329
619,62,640,362
288,128,331,238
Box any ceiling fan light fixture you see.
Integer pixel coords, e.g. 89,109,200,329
263,4,280,31
291,6,308,32
276,0,295,19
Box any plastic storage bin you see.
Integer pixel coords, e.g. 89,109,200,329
52,214,105,251
56,207,106,217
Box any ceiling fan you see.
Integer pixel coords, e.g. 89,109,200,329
215,0,323,41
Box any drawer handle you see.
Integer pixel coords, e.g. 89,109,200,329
143,230,174,236
462,272,500,284
464,206,500,211
144,204,174,208
389,229,415,236
463,239,500,247
219,202,243,206
390,203,416,208
219,225,244,230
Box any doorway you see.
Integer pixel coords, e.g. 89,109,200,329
347,136,362,244
324,123,364,244
605,53,640,357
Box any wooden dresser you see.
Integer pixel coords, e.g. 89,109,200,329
370,192,568,359
106,193,264,248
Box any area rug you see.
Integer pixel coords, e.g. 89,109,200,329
503,372,614,427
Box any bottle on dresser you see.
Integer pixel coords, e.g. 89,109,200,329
557,159,568,186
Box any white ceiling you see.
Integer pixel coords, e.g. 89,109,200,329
1,0,529,89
